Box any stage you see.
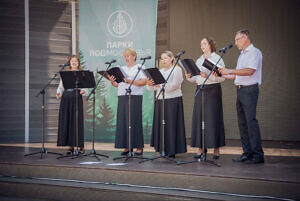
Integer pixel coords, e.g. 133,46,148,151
0,142,299,201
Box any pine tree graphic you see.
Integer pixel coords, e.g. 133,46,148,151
97,97,114,134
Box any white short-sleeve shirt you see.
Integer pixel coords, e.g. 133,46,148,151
117,64,145,96
234,44,263,86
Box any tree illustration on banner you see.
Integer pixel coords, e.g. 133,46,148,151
142,89,154,143
96,97,115,141
85,71,116,142
79,50,86,69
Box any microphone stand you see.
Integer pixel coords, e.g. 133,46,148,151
140,55,183,164
113,59,149,162
24,66,65,158
70,63,114,160
177,51,228,166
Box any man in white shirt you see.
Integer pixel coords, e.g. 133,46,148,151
220,30,264,164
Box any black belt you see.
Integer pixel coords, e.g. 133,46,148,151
197,83,220,89
236,83,258,89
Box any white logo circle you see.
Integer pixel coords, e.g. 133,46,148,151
107,10,133,38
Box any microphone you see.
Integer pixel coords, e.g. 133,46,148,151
105,59,117,65
219,44,233,53
140,56,151,60
175,50,185,58
59,63,70,67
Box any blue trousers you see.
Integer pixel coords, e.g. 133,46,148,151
236,84,264,159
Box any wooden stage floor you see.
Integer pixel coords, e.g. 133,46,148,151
0,143,300,200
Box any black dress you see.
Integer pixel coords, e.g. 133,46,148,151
115,95,144,149
190,83,225,148
151,96,187,156
57,89,84,148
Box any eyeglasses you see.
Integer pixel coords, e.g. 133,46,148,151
235,36,243,42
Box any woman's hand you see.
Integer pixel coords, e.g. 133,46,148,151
108,75,118,87
185,72,192,79
211,71,219,77
146,77,155,86
80,90,86,95
200,72,208,78
108,74,115,82
56,93,61,99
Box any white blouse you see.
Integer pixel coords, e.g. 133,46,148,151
117,64,146,96
147,65,183,100
187,52,225,85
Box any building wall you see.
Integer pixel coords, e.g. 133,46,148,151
0,0,25,142
168,0,300,140
0,0,71,143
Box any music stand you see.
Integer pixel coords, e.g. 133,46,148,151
177,53,227,167
57,70,95,159
140,56,184,164
81,63,117,161
24,66,64,159
113,60,149,162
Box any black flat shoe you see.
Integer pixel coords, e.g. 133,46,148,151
168,154,175,158
121,150,129,155
66,150,73,155
134,150,143,156
79,148,85,154
213,155,220,160
121,149,133,156
194,154,202,159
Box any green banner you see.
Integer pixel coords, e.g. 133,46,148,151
79,0,158,143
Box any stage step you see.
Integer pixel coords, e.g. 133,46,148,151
0,162,298,201
0,175,286,201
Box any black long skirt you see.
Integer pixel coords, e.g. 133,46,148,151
115,95,144,149
151,96,187,155
190,83,225,148
57,90,84,148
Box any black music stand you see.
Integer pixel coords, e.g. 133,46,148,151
177,53,227,167
113,60,149,162
57,70,95,159
82,63,117,161
24,66,64,159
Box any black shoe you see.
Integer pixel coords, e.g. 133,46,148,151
213,155,220,160
194,154,202,159
168,154,175,158
66,148,74,155
79,148,85,154
121,149,133,156
232,154,251,162
245,157,264,164
121,150,129,155
134,150,143,156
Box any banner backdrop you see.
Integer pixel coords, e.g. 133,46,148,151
79,0,158,143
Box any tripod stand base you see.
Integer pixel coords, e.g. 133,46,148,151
177,154,221,167
139,153,178,164
82,149,109,161
113,152,148,162
24,148,62,159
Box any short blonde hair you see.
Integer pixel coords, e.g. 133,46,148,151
123,48,137,61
